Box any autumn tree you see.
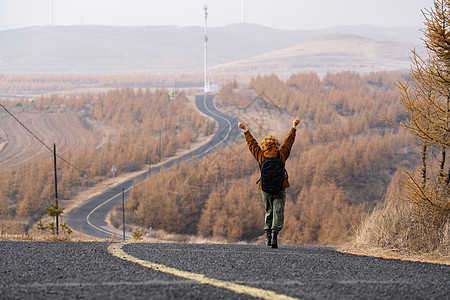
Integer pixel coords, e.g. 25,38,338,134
0,86,213,234
397,0,450,214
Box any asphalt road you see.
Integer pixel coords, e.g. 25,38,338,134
1,241,449,299
66,94,239,239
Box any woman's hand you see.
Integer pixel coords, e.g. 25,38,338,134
238,122,248,132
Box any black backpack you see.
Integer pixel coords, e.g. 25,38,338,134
258,153,285,193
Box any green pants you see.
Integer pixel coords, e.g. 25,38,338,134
262,189,286,234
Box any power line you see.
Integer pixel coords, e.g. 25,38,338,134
0,99,236,195
0,104,54,153
0,92,242,206
0,104,121,192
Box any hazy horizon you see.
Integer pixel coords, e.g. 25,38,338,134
0,0,433,32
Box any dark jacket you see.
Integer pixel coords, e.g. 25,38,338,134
244,127,297,190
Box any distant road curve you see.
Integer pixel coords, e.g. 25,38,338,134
66,94,239,239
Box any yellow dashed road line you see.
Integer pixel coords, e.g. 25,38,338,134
108,242,300,300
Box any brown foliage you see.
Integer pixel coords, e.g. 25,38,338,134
396,0,449,216
349,172,449,260
347,1,450,259
0,87,211,232
283,184,365,245
110,143,258,237
115,71,415,245
2,70,417,245
197,181,263,242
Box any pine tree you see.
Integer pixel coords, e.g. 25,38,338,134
397,0,450,214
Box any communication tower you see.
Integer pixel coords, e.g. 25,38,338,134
50,0,54,26
203,4,218,93
204,5,210,93
242,0,245,23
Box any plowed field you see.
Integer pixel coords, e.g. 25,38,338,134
0,112,99,169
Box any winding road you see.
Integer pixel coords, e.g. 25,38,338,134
1,241,448,299
66,94,239,239
2,94,449,300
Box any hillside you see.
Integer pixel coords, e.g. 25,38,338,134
212,34,423,77
107,72,418,245
0,24,424,74
0,111,105,169
0,89,214,233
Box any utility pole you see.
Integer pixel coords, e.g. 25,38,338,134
53,143,59,235
122,188,125,240
159,130,162,162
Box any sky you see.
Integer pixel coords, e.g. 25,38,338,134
0,0,434,32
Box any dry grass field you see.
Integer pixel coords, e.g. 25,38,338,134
215,89,293,138
211,34,426,77
0,111,101,169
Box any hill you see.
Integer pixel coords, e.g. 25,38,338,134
106,72,418,245
0,24,424,74
212,33,423,77
0,111,105,169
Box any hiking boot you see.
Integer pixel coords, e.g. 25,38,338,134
271,232,278,249
266,232,272,246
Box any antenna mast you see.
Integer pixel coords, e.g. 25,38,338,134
242,0,245,23
204,4,210,93
50,0,54,26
